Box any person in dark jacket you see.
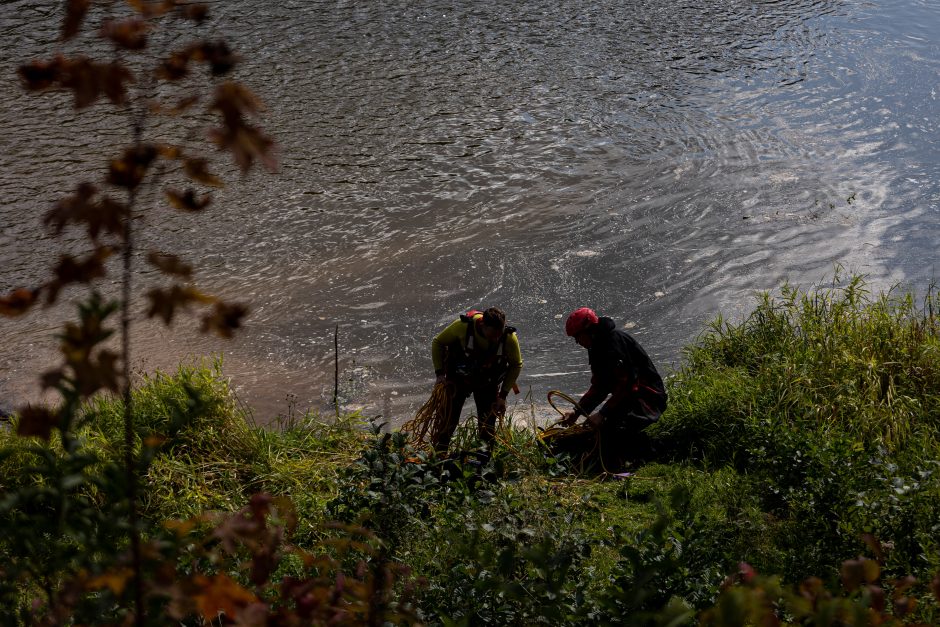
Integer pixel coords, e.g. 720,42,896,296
556,307,667,470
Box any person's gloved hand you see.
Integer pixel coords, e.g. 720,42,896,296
492,396,507,417
586,412,605,429
560,410,578,426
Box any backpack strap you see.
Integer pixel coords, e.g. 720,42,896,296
459,311,483,354
497,326,517,356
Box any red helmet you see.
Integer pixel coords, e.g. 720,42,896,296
565,307,598,336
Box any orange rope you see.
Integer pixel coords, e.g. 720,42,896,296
400,383,452,450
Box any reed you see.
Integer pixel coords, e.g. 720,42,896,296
654,274,940,460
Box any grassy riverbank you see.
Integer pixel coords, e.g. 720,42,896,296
2,277,940,624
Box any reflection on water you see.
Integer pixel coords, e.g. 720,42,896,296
2,0,939,423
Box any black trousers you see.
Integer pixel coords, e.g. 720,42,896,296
432,376,501,454
549,397,661,472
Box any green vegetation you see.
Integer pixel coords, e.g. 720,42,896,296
2,276,940,624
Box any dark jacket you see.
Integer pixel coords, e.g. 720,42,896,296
577,317,667,420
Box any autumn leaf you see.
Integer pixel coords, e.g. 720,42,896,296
840,558,865,592
58,56,99,108
182,158,223,187
198,40,238,76
99,61,134,105
16,405,60,440
143,433,167,447
71,348,121,396
18,57,65,91
0,287,40,317
87,568,135,596
45,183,129,240
156,47,193,81
179,3,209,24
210,124,276,174
146,284,212,324
210,82,263,125
156,143,183,159
62,0,90,41
126,0,175,18
147,251,193,278
100,18,149,51
201,301,248,338
165,188,212,212
192,573,258,621
108,144,158,189
45,248,113,305
163,518,198,537
150,95,200,116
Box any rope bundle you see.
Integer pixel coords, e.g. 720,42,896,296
539,390,608,473
538,390,594,440
400,383,453,449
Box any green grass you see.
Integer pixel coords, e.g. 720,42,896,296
2,275,940,624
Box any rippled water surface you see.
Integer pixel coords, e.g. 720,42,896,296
2,0,939,422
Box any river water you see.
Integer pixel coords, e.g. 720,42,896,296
1,0,939,425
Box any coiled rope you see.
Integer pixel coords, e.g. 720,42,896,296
539,389,610,473
400,382,452,450
538,390,593,439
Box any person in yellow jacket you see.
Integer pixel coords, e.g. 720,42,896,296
430,307,523,453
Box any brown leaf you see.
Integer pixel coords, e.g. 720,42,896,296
210,81,263,125
45,183,129,240
182,158,223,187
841,558,865,592
16,406,60,440
108,144,158,189
45,247,113,305
156,46,194,81
931,574,940,603
147,251,193,278
165,188,212,212
72,348,121,396
192,573,258,621
59,56,99,108
861,533,885,564
209,124,276,174
100,18,149,51
155,143,183,160
201,301,248,338
63,0,91,40
0,287,40,317
145,284,212,324
198,40,238,76
151,96,200,116
18,57,66,91
126,0,175,18
87,568,135,596
867,584,886,612
41,369,65,390
19,56,133,108
99,61,134,106
179,3,209,24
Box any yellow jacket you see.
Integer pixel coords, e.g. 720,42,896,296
431,313,523,396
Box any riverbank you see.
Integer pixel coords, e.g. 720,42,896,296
2,277,939,624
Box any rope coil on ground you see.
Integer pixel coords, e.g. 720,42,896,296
539,389,612,473
538,390,594,440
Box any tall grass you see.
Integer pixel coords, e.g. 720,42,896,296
0,361,369,528
650,274,940,584
656,274,940,458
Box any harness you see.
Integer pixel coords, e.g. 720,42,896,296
452,310,517,380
